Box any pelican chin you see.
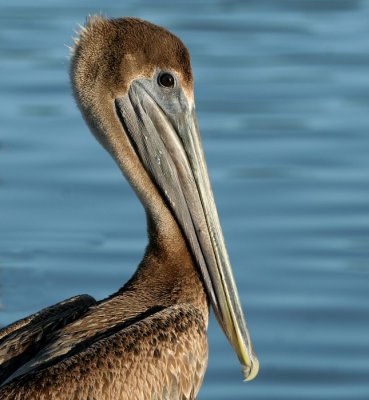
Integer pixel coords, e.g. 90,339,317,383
0,16,258,399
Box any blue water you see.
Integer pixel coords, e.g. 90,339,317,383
1,1,369,399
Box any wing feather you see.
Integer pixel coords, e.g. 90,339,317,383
0,303,208,400
0,294,95,385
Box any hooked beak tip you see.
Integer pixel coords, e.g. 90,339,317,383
242,357,259,382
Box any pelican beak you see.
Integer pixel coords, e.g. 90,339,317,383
115,73,259,381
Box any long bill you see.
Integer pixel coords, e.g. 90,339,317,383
115,78,259,381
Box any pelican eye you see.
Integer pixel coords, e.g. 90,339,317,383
158,72,175,88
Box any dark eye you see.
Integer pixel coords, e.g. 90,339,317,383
158,72,175,88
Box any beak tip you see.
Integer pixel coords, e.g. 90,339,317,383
241,357,259,382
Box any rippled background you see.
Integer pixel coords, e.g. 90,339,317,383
1,1,369,399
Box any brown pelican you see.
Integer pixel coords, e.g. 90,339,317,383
0,16,259,399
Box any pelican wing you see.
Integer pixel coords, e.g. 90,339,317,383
0,294,95,385
0,304,207,400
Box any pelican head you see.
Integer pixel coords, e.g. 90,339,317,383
71,16,259,381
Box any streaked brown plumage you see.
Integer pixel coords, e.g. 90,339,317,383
0,16,258,399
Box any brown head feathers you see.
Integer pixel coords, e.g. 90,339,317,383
71,16,193,107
